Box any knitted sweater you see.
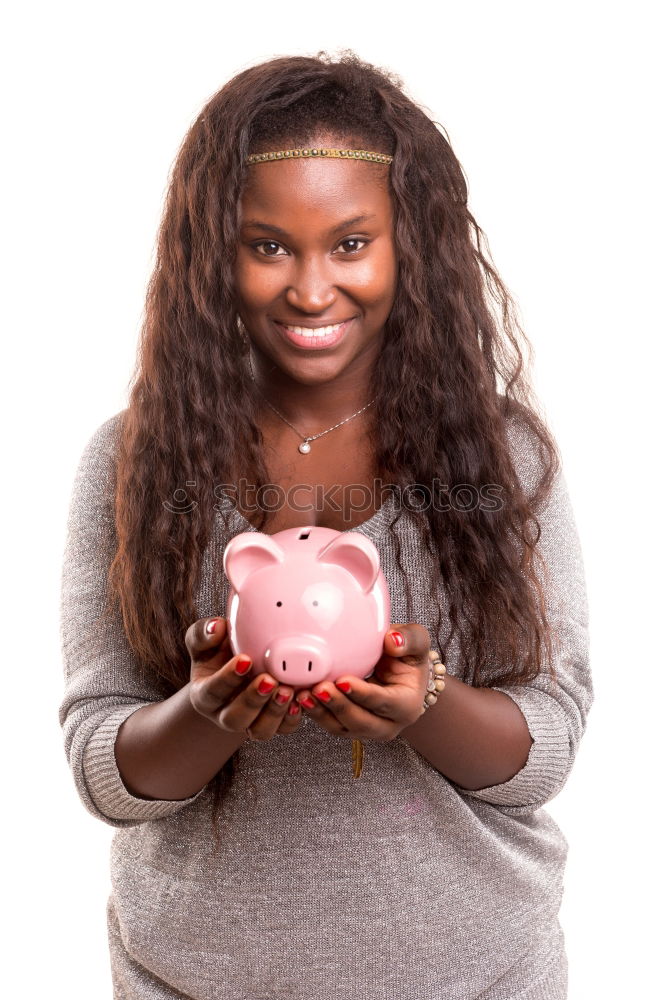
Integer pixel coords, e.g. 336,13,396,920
59,411,593,1000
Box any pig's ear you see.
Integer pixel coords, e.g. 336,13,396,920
223,532,284,592
315,532,381,594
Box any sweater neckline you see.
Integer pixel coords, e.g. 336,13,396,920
220,488,398,538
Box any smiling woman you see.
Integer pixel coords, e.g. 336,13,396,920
58,48,591,1000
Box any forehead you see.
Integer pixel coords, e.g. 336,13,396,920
240,158,392,223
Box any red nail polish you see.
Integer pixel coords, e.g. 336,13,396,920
235,656,252,675
314,690,331,702
336,680,352,694
288,702,300,715
258,678,276,695
300,696,315,709
390,631,405,647
205,619,219,635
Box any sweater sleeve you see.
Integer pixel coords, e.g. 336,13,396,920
58,413,207,828
450,420,593,816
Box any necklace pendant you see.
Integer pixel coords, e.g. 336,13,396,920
298,440,311,454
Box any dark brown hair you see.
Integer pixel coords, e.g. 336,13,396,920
105,49,561,850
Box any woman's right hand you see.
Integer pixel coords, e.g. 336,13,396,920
186,617,303,740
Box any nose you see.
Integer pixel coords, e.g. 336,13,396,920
266,635,332,687
284,256,337,315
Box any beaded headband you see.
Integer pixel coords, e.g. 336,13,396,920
245,147,393,165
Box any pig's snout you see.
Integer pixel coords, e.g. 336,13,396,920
265,635,332,686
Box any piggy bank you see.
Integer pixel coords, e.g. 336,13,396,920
222,524,391,688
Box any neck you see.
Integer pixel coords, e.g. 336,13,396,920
248,349,377,431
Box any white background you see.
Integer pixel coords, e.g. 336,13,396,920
3,1,664,996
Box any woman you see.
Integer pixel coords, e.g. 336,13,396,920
59,50,593,999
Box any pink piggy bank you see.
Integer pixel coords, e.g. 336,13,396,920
223,524,391,688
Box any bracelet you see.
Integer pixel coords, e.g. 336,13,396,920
424,649,448,709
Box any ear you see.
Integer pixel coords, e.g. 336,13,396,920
315,531,381,594
223,532,285,593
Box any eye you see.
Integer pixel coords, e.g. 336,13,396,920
337,237,368,254
252,240,287,257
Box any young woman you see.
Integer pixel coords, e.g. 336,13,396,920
59,50,593,1000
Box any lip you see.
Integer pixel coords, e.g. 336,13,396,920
272,317,355,351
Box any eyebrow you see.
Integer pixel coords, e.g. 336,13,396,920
241,213,377,237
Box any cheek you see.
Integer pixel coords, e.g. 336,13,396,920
365,241,398,300
356,253,397,309
235,259,283,309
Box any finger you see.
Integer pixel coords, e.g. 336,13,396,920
383,623,431,663
342,645,429,695
321,679,403,723
245,685,297,741
384,623,430,659
191,635,234,678
190,652,256,714
276,700,303,734
216,673,288,734
367,649,430,689
339,674,420,728
298,683,398,738
295,689,349,736
185,616,229,664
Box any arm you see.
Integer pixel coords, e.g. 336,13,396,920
402,425,593,815
113,682,247,801
58,413,243,827
399,675,534,790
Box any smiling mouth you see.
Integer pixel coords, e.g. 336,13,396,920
274,318,355,337
272,317,356,350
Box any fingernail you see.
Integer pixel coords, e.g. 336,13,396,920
299,696,316,709
335,680,352,694
205,619,219,635
390,631,404,647
258,678,276,695
275,691,290,704
288,702,300,715
314,690,331,703
235,656,252,675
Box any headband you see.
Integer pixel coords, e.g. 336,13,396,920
245,147,393,165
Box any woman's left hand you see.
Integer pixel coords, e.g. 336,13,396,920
294,624,432,742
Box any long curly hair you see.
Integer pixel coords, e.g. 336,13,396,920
104,49,561,851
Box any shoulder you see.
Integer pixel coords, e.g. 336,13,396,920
79,409,126,464
502,403,561,502
75,410,126,478
69,409,127,510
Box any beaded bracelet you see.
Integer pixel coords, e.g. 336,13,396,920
424,649,448,708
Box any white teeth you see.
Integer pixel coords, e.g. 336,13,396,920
282,322,344,337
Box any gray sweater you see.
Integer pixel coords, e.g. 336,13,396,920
59,411,593,1000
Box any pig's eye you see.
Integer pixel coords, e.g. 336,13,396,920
312,600,319,606
276,601,282,606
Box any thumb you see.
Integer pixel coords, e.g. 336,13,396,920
203,616,228,640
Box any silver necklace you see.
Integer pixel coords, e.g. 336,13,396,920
248,353,377,454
